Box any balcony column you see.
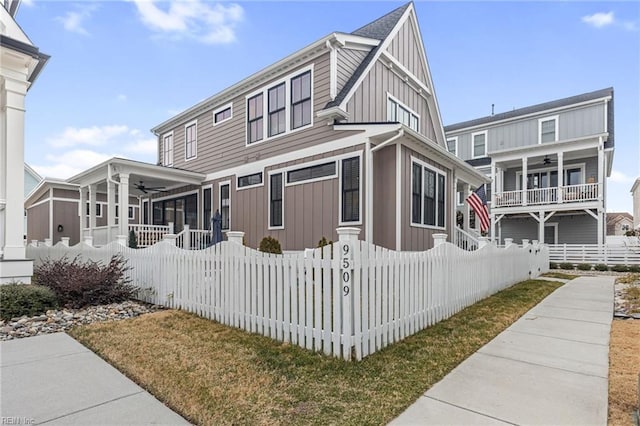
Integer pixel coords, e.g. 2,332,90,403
88,183,97,236
78,186,87,241
557,152,564,203
107,180,116,241
538,211,545,244
118,173,130,237
598,136,605,246
490,161,496,241
521,157,528,206
463,183,470,231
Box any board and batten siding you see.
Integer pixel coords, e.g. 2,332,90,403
337,48,369,94
502,157,599,191
346,60,436,140
401,145,452,251
53,200,81,245
385,17,428,83
160,53,357,175
452,103,607,161
27,202,50,243
372,145,396,249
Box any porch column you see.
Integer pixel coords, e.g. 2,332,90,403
463,183,470,231
88,183,97,235
557,152,564,203
521,157,528,206
118,173,130,236
597,136,605,246
539,211,545,244
107,180,116,241
452,175,458,231
78,187,87,239
490,162,496,241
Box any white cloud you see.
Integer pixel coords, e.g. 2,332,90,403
117,94,128,102
21,0,34,7
124,137,157,155
56,4,97,35
131,0,244,44
609,169,634,184
47,125,130,148
582,11,615,29
33,150,115,179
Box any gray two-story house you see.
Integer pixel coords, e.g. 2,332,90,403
445,88,614,246
26,2,486,251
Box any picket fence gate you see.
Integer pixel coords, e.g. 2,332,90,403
547,243,640,266
26,229,548,361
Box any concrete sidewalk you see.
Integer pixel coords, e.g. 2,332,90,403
391,275,615,426
0,333,189,425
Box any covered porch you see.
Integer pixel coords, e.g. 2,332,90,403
68,158,206,247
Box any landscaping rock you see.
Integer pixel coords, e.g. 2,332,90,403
0,300,164,341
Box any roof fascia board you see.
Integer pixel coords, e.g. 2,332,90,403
152,34,335,135
379,50,431,96
25,179,79,207
334,32,380,49
446,96,612,135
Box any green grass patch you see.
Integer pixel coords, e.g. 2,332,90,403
70,279,562,425
541,272,578,280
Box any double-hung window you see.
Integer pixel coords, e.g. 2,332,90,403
163,133,173,166
268,83,286,137
539,116,558,143
472,131,487,158
341,157,360,223
446,138,457,156
247,94,264,144
220,183,230,231
185,122,197,160
411,160,446,228
269,173,283,228
291,71,311,129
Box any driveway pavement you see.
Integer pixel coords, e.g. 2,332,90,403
0,332,189,425
391,275,615,426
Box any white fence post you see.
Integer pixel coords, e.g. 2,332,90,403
44,238,52,247
30,240,38,247
337,227,360,361
168,222,174,234
433,233,447,246
183,224,191,250
522,239,529,248
60,237,70,247
83,236,93,247
478,237,488,248
163,234,177,246
116,235,127,246
226,231,245,245
504,238,513,248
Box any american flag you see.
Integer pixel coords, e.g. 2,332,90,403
466,185,490,233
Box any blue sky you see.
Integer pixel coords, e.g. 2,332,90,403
15,0,640,213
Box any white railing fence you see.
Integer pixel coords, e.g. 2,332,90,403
26,230,548,361
494,183,600,208
128,224,171,248
175,225,212,250
548,243,640,266
453,227,480,251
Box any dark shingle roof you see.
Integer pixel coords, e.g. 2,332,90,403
444,87,614,133
325,2,411,109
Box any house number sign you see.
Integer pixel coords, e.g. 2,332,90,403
342,243,351,297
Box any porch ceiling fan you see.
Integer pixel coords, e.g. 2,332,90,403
134,181,168,194
541,155,555,166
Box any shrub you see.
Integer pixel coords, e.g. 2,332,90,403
594,264,609,271
258,236,282,254
611,264,629,273
628,265,640,273
128,230,138,249
576,263,592,271
0,284,59,321
559,262,574,270
317,237,333,248
33,255,136,309
549,262,558,269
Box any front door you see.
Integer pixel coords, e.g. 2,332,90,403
544,224,557,244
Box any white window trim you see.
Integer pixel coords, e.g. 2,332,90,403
267,170,285,230
162,131,174,167
446,136,458,156
201,184,213,230
515,162,586,190
184,120,198,162
219,180,231,231
86,202,104,218
338,152,363,226
538,115,559,144
236,172,264,191
212,102,233,126
456,191,464,206
471,130,488,159
386,92,420,131
283,159,339,187
544,222,558,244
410,156,447,230
142,200,149,224
244,64,314,147
128,206,137,220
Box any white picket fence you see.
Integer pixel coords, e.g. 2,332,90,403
548,243,640,266
26,230,548,361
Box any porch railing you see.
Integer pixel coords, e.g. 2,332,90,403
454,227,480,251
175,225,212,250
129,224,171,248
494,183,600,208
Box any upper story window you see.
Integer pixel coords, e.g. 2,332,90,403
539,116,558,144
291,71,312,129
237,172,263,188
247,94,264,144
446,137,457,156
185,121,197,160
387,94,419,132
163,132,174,166
472,131,487,158
287,162,336,184
341,157,360,223
213,103,233,125
246,65,313,145
268,83,286,137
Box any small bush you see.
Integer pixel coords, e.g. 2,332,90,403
128,230,138,249
559,262,574,270
0,284,59,321
611,264,630,273
628,265,640,273
576,263,592,271
549,262,558,269
594,264,609,271
34,255,136,309
317,237,333,248
259,236,282,254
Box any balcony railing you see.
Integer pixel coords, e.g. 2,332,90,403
494,183,600,208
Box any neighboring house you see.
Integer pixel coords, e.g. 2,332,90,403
606,212,633,236
1,0,49,283
24,163,42,236
445,88,614,245
26,3,485,250
632,178,640,230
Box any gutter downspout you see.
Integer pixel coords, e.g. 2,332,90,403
366,129,404,244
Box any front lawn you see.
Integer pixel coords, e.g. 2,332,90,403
70,279,562,425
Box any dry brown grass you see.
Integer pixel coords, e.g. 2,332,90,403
608,319,640,426
70,279,562,425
